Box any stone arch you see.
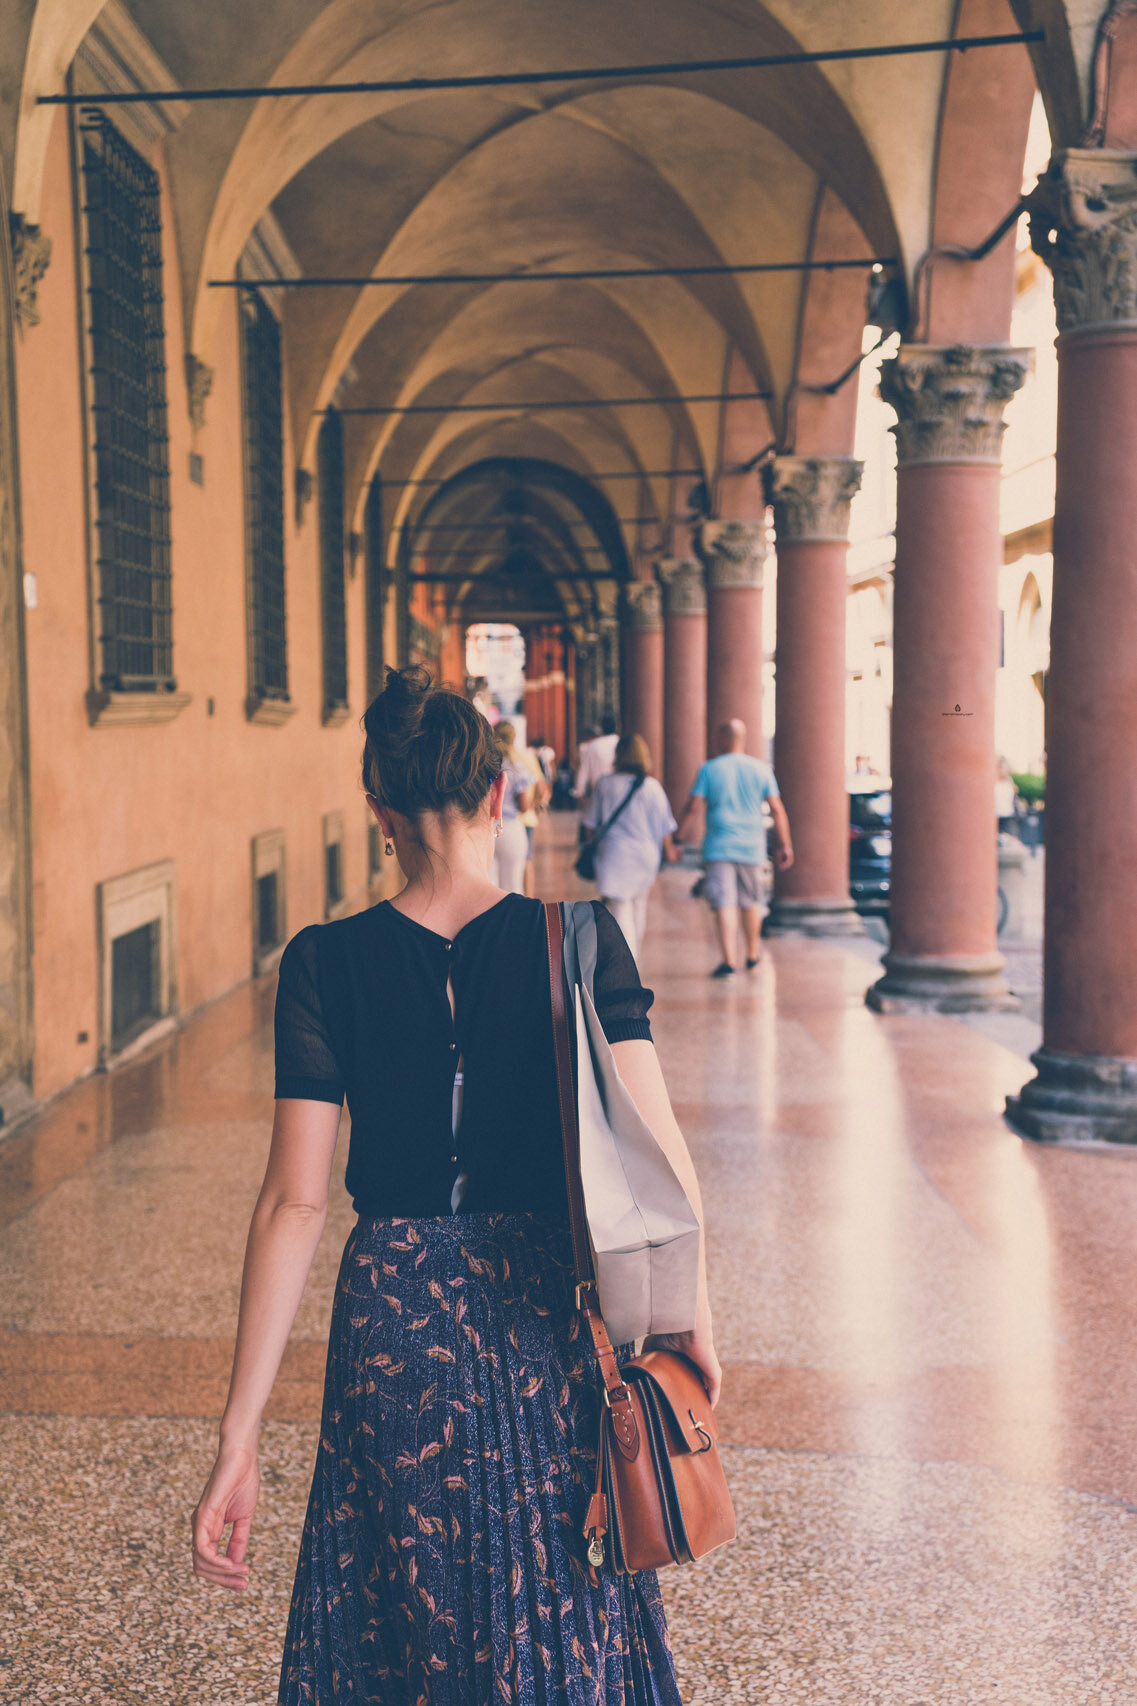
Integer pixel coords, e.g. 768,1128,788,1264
920,0,1041,345
182,0,902,360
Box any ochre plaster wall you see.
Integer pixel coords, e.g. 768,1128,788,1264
16,111,374,1100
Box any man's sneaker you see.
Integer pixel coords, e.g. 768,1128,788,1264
711,962,736,978
746,957,761,970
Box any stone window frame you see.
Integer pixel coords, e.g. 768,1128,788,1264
95,858,178,1068
323,810,349,920
251,829,287,975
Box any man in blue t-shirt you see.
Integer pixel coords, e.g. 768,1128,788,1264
676,719,794,976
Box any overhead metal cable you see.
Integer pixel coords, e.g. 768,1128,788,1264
410,571,621,582
409,546,608,556
214,260,890,287
407,517,655,530
324,390,770,416
39,33,1043,105
380,469,702,488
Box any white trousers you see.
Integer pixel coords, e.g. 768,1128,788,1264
603,891,650,964
491,815,529,895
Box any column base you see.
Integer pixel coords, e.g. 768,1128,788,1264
1005,1047,1137,1146
761,898,867,938
866,950,1019,1014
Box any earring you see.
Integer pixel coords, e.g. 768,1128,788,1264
493,820,503,839
384,839,394,856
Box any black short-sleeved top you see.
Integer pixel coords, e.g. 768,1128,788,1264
274,893,654,1217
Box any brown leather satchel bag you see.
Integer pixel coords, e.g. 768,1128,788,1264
543,901,737,1575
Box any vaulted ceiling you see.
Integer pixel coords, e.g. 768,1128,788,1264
4,0,1103,621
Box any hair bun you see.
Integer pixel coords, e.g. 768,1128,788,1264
362,667,503,821
382,664,432,708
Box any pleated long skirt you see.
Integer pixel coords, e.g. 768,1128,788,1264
278,1209,681,1705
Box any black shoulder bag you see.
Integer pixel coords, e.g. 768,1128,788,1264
574,775,646,882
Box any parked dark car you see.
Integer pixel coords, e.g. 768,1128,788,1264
849,781,891,915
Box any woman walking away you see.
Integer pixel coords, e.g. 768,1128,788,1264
581,733,680,964
491,718,535,894
190,665,720,1706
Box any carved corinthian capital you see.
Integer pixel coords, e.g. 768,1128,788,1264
623,579,663,631
10,214,52,330
1028,148,1137,334
879,346,1031,468
657,556,706,616
695,519,767,588
765,456,863,542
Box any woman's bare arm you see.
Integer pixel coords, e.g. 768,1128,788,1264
219,1097,341,1444
609,1038,722,1404
192,1097,341,1590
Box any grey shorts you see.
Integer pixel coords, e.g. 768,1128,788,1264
703,860,762,910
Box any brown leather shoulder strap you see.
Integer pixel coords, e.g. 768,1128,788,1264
544,901,592,1292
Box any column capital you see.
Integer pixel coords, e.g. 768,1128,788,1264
695,518,767,588
879,345,1032,468
658,556,706,616
1028,147,1137,336
765,455,863,543
622,579,663,631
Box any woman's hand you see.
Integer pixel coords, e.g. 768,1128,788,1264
641,1318,722,1408
191,1439,260,1591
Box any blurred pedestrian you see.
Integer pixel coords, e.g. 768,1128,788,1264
490,722,535,894
580,733,680,963
676,719,793,976
531,733,557,788
518,739,551,896
573,713,619,812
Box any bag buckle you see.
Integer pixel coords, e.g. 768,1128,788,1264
574,1281,594,1312
689,1410,714,1453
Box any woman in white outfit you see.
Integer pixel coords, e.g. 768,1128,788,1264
581,733,679,962
490,721,535,894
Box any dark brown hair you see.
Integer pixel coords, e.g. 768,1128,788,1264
362,665,502,819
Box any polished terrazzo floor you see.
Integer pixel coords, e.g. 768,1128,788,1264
3,817,1136,1704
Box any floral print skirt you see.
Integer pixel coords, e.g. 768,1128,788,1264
278,1209,681,1705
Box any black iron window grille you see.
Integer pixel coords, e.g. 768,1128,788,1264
81,111,173,693
325,839,344,911
364,475,384,701
256,869,281,952
318,408,348,714
241,291,289,702
110,920,160,1051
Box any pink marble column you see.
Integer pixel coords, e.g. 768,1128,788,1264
1007,149,1137,1142
622,580,665,778
659,557,707,817
867,344,1030,1012
763,458,864,936
696,520,766,758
